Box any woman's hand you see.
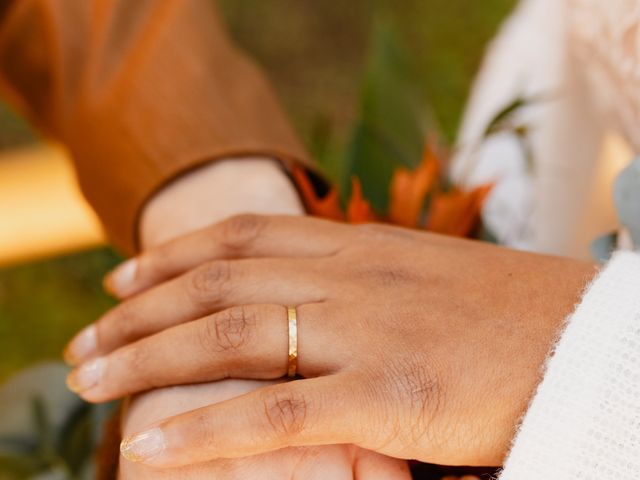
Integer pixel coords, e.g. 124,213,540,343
120,380,411,479
66,215,596,468
103,158,410,478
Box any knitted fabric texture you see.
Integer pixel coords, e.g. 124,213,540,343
500,251,640,479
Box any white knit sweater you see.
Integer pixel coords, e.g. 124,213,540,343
451,0,640,477
500,252,640,478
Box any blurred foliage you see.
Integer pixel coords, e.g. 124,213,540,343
0,364,116,479
344,21,428,209
0,0,515,382
0,250,119,382
0,102,37,149
219,0,516,184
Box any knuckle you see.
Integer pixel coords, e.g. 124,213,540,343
188,261,232,304
380,355,443,445
219,214,266,251
391,355,442,414
261,389,309,437
203,306,255,352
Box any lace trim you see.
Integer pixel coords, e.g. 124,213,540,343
568,0,640,151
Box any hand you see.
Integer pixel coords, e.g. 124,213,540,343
120,380,410,480
137,157,305,247
66,215,596,467
87,158,409,477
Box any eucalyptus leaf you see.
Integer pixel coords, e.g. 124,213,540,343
590,231,618,263
614,157,640,248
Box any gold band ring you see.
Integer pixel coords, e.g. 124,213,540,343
287,306,298,378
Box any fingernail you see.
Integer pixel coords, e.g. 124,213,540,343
121,428,166,462
66,357,105,393
104,258,138,297
64,324,97,365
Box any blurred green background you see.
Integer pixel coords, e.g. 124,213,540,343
0,0,516,383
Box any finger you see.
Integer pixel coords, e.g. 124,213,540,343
354,450,412,480
65,257,325,364
67,304,334,402
119,375,366,467
105,214,347,298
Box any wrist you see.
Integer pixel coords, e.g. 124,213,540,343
139,157,304,249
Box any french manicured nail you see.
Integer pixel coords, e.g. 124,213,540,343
104,258,138,297
64,324,97,365
66,357,105,393
120,428,166,462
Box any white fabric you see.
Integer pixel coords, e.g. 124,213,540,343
451,0,640,478
452,0,636,260
499,252,640,479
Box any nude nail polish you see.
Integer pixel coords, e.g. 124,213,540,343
120,428,166,462
105,258,138,297
66,357,105,393
64,324,97,365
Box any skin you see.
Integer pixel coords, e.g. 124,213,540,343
109,159,409,478
67,213,597,469
120,381,409,479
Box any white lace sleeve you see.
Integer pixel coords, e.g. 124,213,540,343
450,0,584,252
452,0,638,258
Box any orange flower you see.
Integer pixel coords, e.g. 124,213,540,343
426,184,493,236
389,145,440,227
293,140,493,240
293,167,344,221
347,177,377,223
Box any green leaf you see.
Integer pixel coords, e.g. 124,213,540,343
482,97,528,137
344,20,428,209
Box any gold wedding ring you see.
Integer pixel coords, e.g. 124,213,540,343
287,306,298,378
